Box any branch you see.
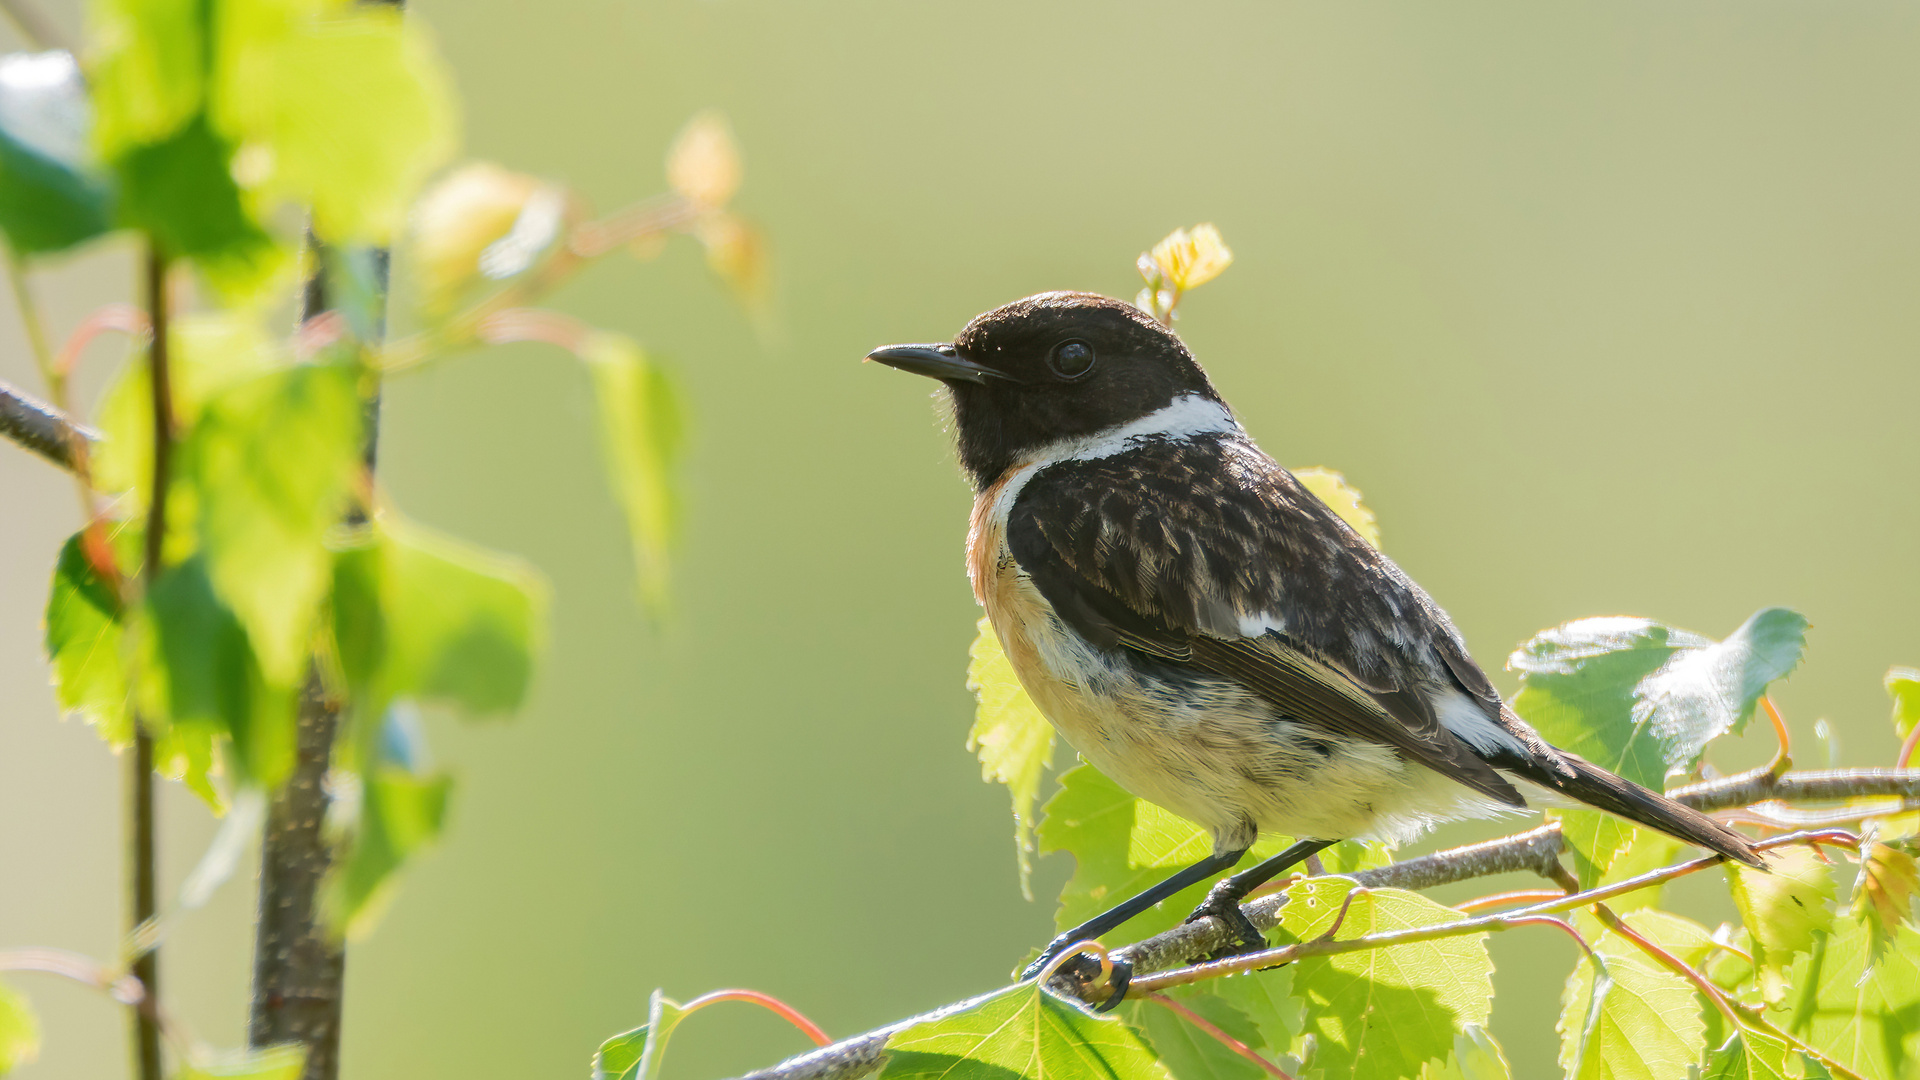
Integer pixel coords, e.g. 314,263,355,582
0,377,95,471
720,769,1920,1080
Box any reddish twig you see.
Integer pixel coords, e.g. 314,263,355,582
1143,994,1293,1080
678,990,833,1049
1453,890,1570,914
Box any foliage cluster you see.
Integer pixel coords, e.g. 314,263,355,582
0,0,756,1075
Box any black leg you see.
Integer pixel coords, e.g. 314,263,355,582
1019,846,1248,986
1183,838,1337,957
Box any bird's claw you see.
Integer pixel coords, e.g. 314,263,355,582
1020,938,1133,1012
1184,884,1267,960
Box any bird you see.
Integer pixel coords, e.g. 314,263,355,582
866,291,1764,1008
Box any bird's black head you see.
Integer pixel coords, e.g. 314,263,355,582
868,292,1224,488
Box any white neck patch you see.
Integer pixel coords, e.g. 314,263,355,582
1024,393,1243,468
984,394,1245,525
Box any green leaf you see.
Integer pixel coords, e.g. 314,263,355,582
581,332,683,612
0,978,40,1075
0,51,114,254
1291,466,1380,548
44,528,132,742
91,310,285,510
177,1045,305,1080
380,517,547,717
331,755,452,938
1726,846,1837,1004
1887,667,1920,741
214,4,457,243
1510,609,1806,880
1700,1031,1792,1080
1204,969,1301,1061
881,982,1172,1080
1419,1024,1511,1080
593,1024,648,1080
1129,992,1265,1080
617,990,700,1080
1549,810,1638,892
1774,914,1920,1080
186,360,364,686
967,617,1055,899
1037,765,1295,946
1274,878,1493,1079
1556,928,1706,1080
147,553,296,786
84,0,205,156
112,112,281,293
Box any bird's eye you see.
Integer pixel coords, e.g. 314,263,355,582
1048,340,1096,380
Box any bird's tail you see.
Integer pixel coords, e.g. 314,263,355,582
1531,751,1766,869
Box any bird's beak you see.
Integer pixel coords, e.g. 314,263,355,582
865,343,1005,385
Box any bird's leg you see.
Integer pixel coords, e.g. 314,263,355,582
1182,838,1337,958
1020,847,1248,1008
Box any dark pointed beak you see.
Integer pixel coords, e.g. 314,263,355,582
865,343,1007,385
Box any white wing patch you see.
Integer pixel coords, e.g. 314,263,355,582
1435,687,1529,758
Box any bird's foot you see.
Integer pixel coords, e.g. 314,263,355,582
1183,882,1267,960
1019,936,1133,1012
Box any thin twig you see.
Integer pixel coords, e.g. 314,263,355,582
129,243,171,1080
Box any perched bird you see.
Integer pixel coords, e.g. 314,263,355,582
868,291,1762,1006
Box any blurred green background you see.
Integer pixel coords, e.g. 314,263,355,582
4,2,1919,1078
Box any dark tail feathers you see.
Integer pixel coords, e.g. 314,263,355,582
1534,752,1766,870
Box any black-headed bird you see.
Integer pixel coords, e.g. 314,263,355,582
868,292,1761,1007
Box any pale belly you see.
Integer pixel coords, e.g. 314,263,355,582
970,508,1507,853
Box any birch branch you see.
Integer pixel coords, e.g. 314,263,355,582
722,767,1920,1080
0,377,95,471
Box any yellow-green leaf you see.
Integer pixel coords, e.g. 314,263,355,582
1774,913,1920,1080
1291,467,1380,549
186,360,364,686
1276,878,1494,1079
216,4,457,243
408,162,545,311
1557,928,1705,1080
1727,846,1837,1003
1149,224,1232,293
1700,1031,1792,1080
0,978,40,1075
1420,1024,1511,1080
1887,666,1920,741
380,517,548,717
967,617,1055,899
881,982,1172,1080
581,332,683,612
666,110,740,210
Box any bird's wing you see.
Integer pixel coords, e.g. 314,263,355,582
1003,437,1525,808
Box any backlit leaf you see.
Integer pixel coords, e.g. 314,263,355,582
967,617,1055,898
1557,928,1705,1080
881,982,1172,1080
0,50,114,254
186,360,364,687
1419,1024,1511,1080
1726,846,1836,1003
581,332,683,612
1509,609,1806,879
1149,225,1232,293
409,162,544,311
1291,467,1380,549
592,1024,648,1080
666,110,741,210
380,517,547,717
215,4,457,243
147,553,295,786
44,528,132,742
331,756,451,938
1205,969,1301,1059
0,978,39,1075
1700,1031,1792,1080
1275,878,1493,1079
1773,913,1920,1080
1131,992,1265,1080
1887,666,1920,741
84,0,206,156
111,113,281,293
1850,825,1920,954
